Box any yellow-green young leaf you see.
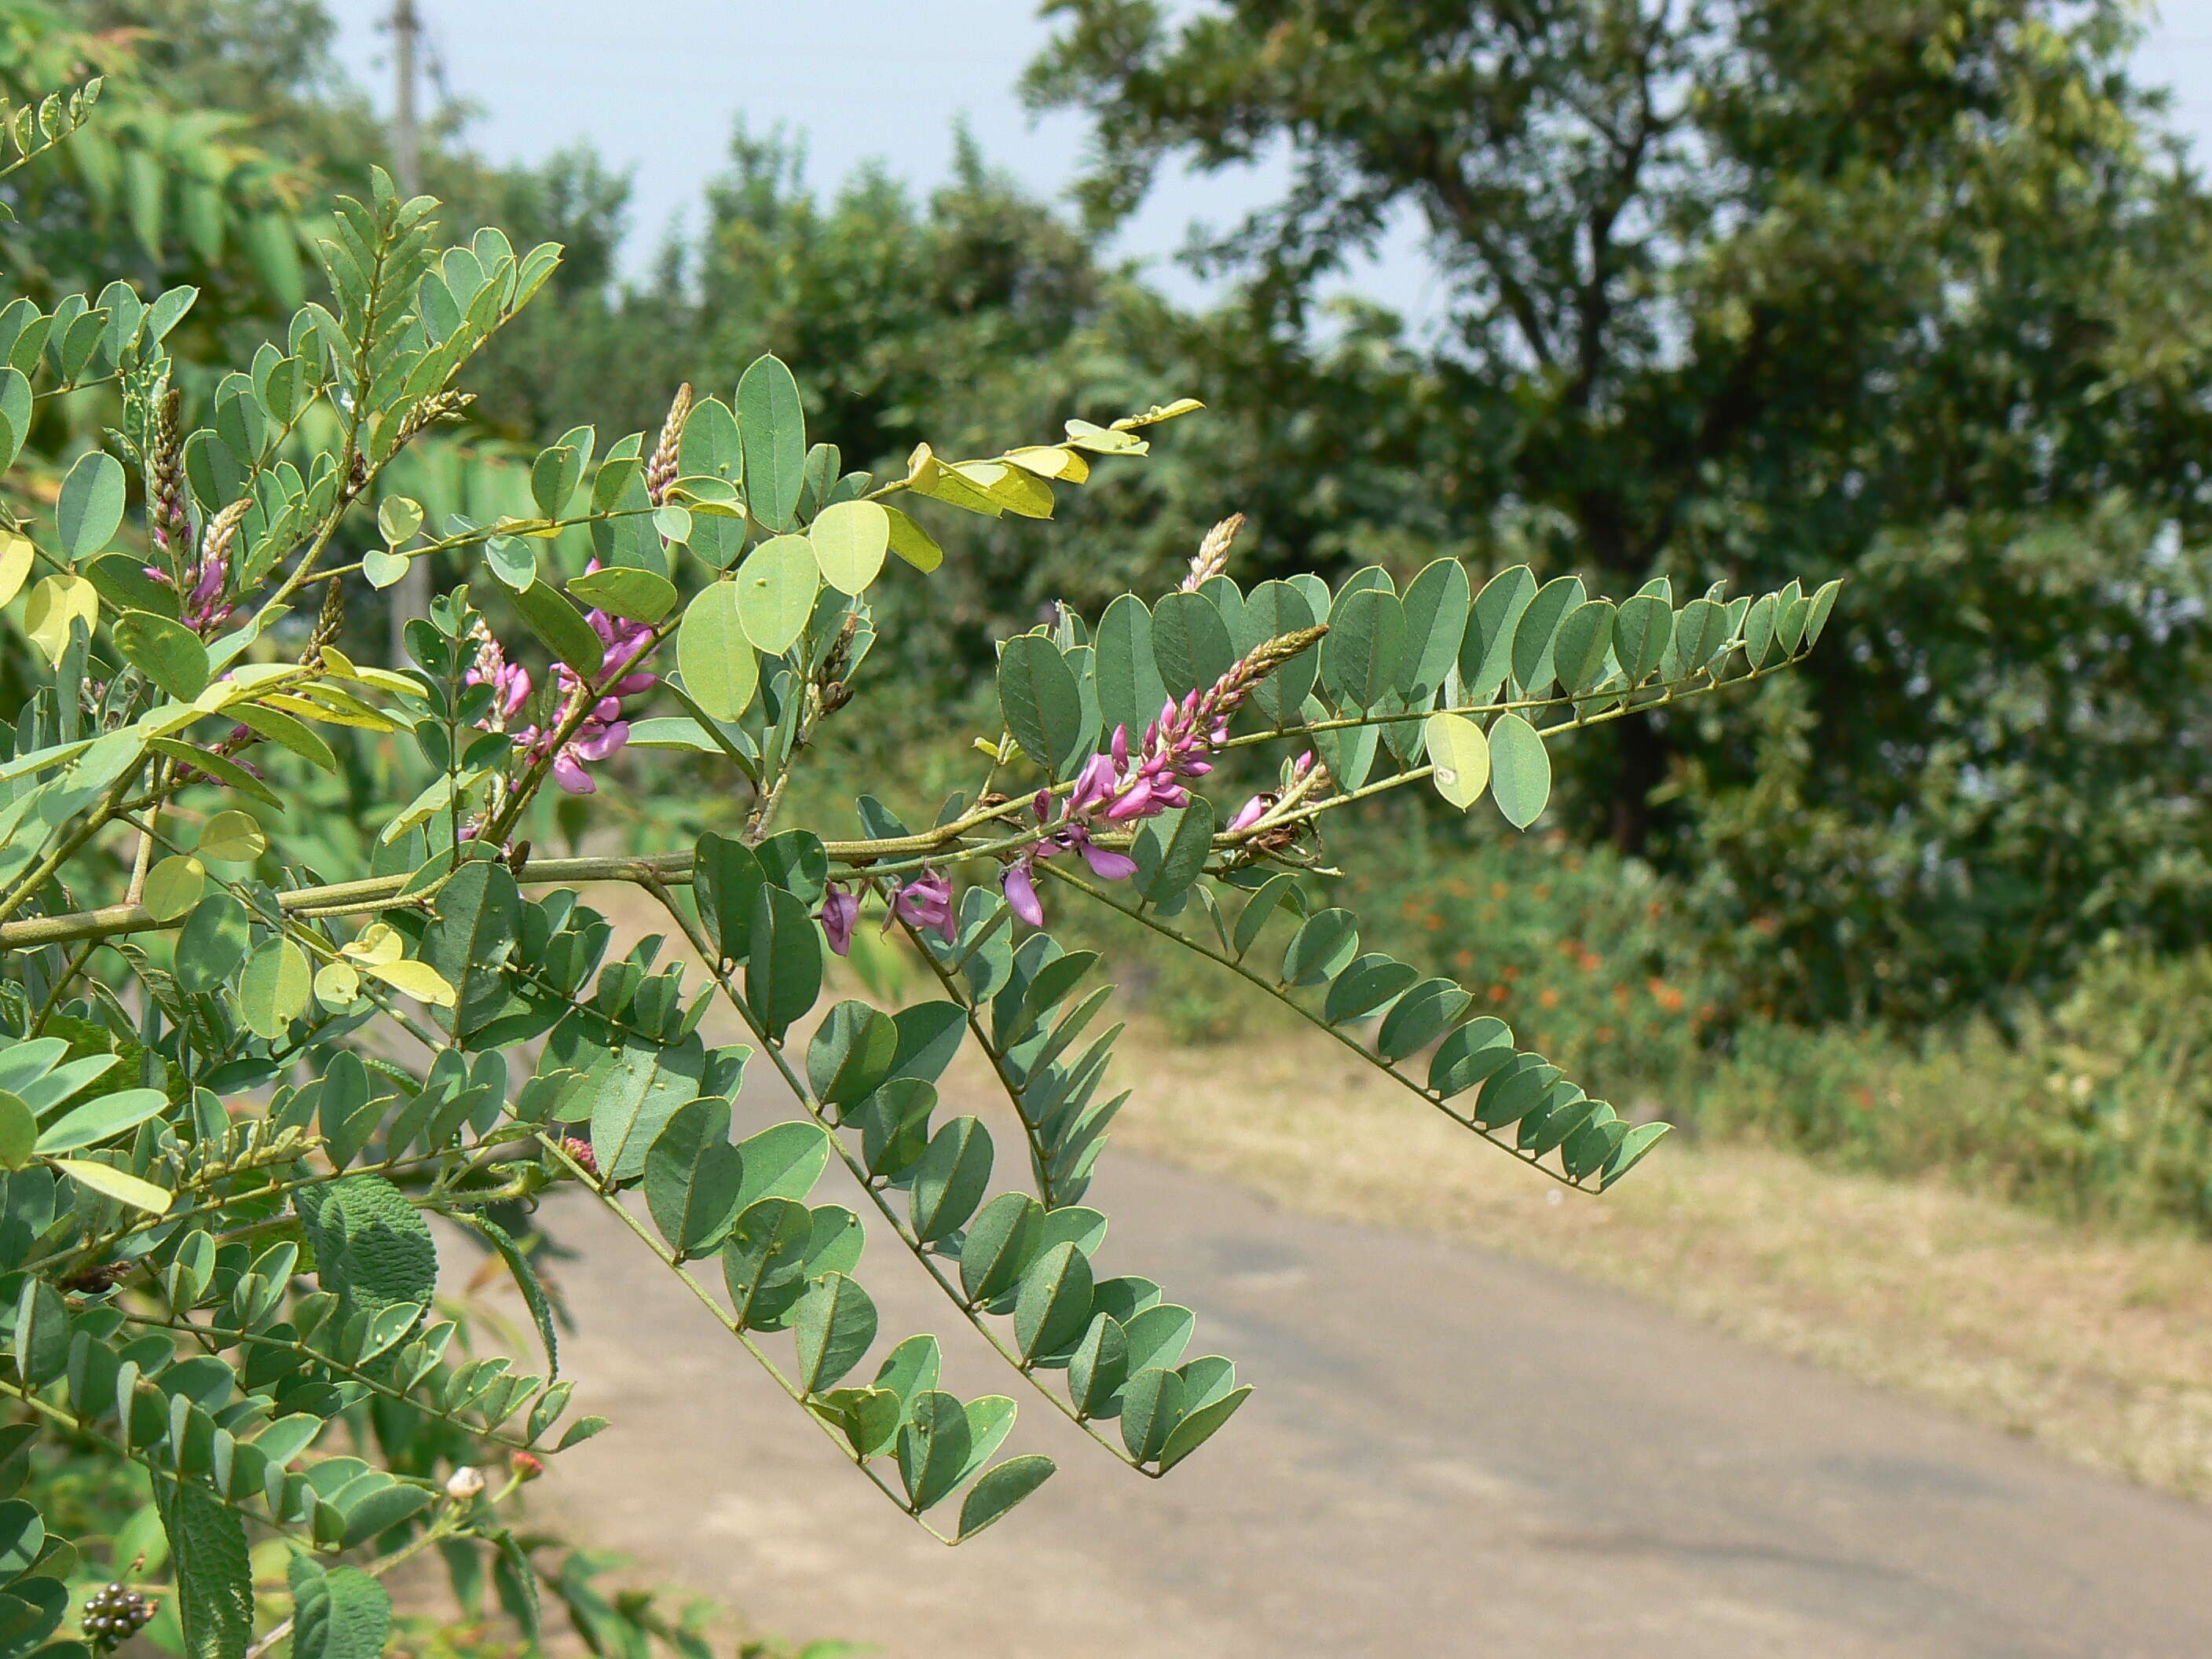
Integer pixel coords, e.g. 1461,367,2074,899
196,809,266,863
735,535,819,654
0,1090,34,1170
51,1159,173,1214
676,584,759,721
362,548,410,589
1002,445,1090,482
883,506,942,573
1423,713,1491,810
237,938,310,1038
358,956,456,1009
230,703,338,771
377,496,423,544
0,534,34,607
313,961,361,1009
24,574,97,665
1487,712,1551,830
808,499,889,595
141,855,206,921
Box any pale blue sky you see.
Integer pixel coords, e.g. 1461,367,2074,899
331,0,2212,324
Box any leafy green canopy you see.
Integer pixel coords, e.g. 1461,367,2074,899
0,80,1826,1655
1028,0,2212,1022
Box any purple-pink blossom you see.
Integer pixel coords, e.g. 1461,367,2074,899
890,869,956,943
998,650,1270,928
477,563,663,797
820,884,859,955
145,548,235,635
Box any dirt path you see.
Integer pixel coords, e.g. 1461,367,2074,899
529,1144,2212,1658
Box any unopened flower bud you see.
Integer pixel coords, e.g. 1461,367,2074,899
445,1465,485,1501
511,1452,545,1482
558,1135,599,1179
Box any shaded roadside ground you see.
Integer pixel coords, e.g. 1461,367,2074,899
532,1147,2212,1659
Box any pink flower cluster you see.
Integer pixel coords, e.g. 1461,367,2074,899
467,567,661,796
144,548,234,636
999,672,1260,928
819,868,953,958
817,632,1314,953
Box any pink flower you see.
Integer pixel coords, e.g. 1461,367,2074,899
1226,794,1269,834
1002,862,1044,927
892,869,956,943
820,885,859,955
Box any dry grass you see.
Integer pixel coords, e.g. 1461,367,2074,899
1098,1018,2212,1500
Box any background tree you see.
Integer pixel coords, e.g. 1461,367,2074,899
1027,0,2212,1022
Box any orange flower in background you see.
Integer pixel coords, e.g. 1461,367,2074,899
1454,948,1476,971
1491,881,1508,900
1648,977,1686,1013
1489,984,1510,1003
1539,987,1560,1009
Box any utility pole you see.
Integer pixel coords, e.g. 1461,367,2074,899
390,0,427,661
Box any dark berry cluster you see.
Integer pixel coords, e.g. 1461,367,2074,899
82,1583,156,1651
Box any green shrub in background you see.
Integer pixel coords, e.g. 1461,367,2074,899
1691,948,2212,1232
